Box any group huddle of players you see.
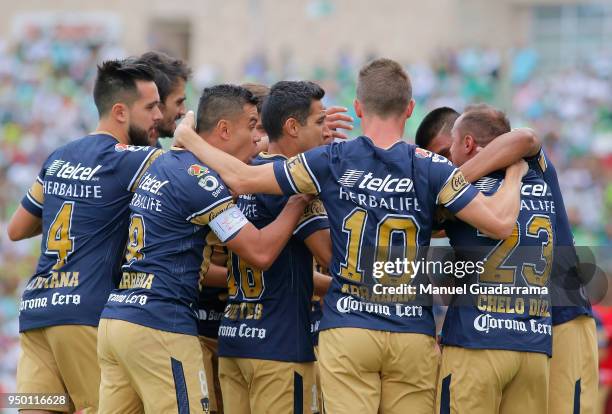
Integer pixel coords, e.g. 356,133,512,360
7,51,597,414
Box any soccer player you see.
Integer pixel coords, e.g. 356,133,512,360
194,83,271,414
426,105,554,414
421,107,598,413
97,84,312,414
415,106,459,159
242,82,271,144
174,58,526,414
217,80,332,413
7,59,164,413
135,51,191,146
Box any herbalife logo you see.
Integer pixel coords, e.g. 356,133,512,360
338,170,364,187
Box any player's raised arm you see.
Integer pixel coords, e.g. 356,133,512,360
175,111,282,195
454,160,527,239
7,206,42,241
8,170,46,240
460,127,540,183
225,194,312,270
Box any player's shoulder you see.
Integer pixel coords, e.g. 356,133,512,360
41,133,118,170
412,146,455,168
252,152,287,166
62,133,158,164
171,150,229,198
45,133,107,156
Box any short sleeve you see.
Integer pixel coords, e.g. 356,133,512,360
428,157,479,214
273,145,330,196
112,145,164,191
21,165,46,217
294,198,330,241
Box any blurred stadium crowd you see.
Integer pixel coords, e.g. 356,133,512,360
0,23,611,403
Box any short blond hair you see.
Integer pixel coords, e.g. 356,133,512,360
356,58,412,118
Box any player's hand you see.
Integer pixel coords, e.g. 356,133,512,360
256,135,269,153
173,110,196,148
507,159,529,179
287,194,315,209
325,106,353,141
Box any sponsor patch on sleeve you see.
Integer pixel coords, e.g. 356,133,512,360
438,169,470,206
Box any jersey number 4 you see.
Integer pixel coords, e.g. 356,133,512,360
46,201,75,270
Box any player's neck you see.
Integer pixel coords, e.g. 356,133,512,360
95,121,129,144
361,116,407,149
267,138,297,158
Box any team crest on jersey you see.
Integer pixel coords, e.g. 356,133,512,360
414,148,432,158
188,164,209,177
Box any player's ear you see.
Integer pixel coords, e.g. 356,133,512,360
284,117,299,139
404,99,415,119
464,135,477,153
217,119,230,141
353,99,363,119
111,103,128,124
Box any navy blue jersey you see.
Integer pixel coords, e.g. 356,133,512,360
101,150,249,336
273,137,478,335
218,153,330,362
441,169,556,355
19,134,162,331
531,149,592,325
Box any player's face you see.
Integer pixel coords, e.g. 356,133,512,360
228,103,259,163
426,133,452,159
157,79,187,138
296,100,327,152
253,113,268,143
128,81,162,146
449,116,469,167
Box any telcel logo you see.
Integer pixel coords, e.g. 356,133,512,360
138,173,169,195
358,172,413,193
521,183,548,197
48,160,102,181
